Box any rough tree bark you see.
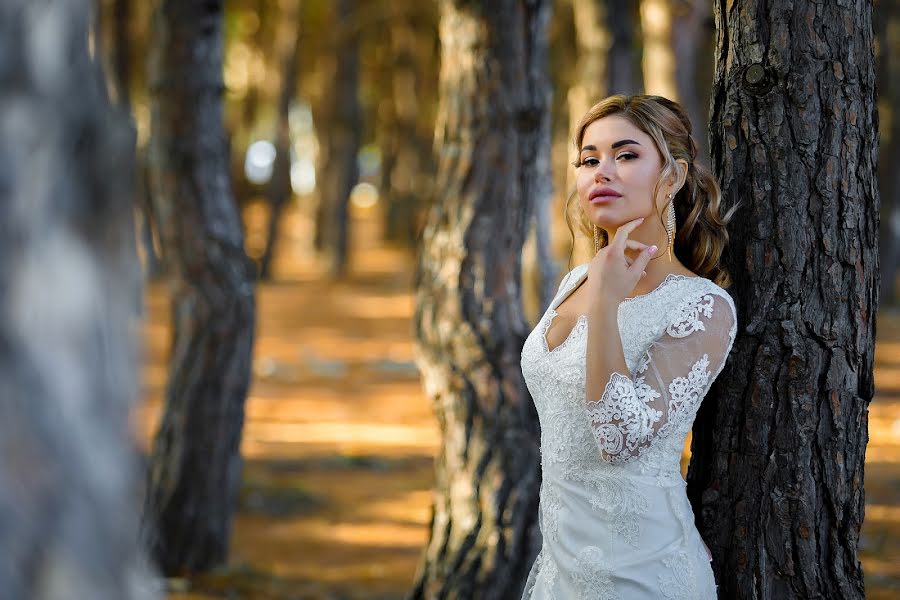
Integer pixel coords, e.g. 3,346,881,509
0,0,155,597
687,2,878,598
142,0,257,575
409,0,552,597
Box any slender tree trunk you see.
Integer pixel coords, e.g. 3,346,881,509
687,2,877,598
260,0,303,280
102,0,161,278
143,0,257,575
564,0,642,305
640,0,676,98
0,0,155,597
380,17,431,248
111,0,131,105
608,0,644,95
241,0,268,133
409,0,552,597
671,0,713,163
568,1,609,146
316,0,362,278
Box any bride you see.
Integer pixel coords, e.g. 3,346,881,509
519,94,739,599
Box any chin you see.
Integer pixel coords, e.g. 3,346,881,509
585,208,623,227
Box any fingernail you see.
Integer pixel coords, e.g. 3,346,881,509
649,245,658,254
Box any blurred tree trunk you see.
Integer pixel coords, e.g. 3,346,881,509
0,0,154,597
565,0,643,302
106,0,131,106
409,0,552,597
671,0,713,163
639,0,676,97
241,0,268,133
569,0,642,124
143,0,257,575
608,0,644,95
687,2,877,598
877,0,900,306
99,0,162,278
379,17,432,248
318,0,361,277
260,0,303,280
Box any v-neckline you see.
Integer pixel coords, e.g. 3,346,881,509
540,266,702,353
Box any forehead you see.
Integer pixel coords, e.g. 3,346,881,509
580,115,651,149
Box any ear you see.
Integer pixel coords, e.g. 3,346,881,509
669,159,689,195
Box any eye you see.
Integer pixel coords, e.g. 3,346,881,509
617,152,638,160
579,157,599,167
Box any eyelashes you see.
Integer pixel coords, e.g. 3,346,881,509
575,153,638,167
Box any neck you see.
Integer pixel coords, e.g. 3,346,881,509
622,246,687,295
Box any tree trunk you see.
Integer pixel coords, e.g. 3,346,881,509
240,0,268,134
608,0,644,95
671,0,713,164
409,0,552,597
313,0,361,277
260,0,303,281
565,0,642,294
0,0,154,597
639,0,676,98
568,0,609,153
99,0,161,279
569,0,643,122
379,17,433,248
687,2,877,598
111,0,131,106
143,0,257,576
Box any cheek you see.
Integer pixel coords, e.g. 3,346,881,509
575,170,593,196
628,164,659,190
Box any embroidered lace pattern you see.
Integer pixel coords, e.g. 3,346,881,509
572,547,621,600
519,263,737,599
658,550,698,599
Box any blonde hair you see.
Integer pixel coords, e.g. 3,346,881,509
565,94,739,288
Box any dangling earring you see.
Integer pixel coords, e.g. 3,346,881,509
593,224,600,253
666,192,676,262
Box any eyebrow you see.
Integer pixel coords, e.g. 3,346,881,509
580,139,642,152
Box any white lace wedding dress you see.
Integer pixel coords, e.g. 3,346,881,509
519,262,737,599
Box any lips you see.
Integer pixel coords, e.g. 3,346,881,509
589,188,622,204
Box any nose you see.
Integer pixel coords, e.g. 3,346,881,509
594,158,613,182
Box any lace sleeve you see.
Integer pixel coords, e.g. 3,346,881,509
584,288,737,463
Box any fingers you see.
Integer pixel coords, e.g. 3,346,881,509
620,240,650,267
631,243,658,276
610,217,645,251
625,240,650,252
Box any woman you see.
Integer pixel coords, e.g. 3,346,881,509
519,94,739,599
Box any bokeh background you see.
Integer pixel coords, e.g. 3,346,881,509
85,0,900,597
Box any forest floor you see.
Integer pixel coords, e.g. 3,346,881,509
133,205,900,599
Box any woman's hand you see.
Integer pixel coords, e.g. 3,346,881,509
586,217,658,307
